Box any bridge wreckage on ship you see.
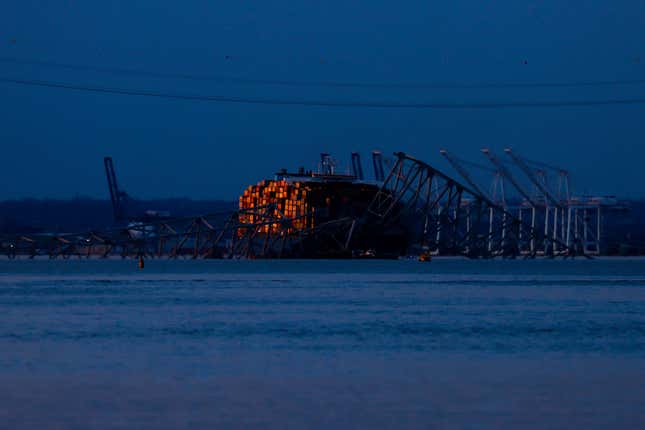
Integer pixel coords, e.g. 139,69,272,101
1,150,626,259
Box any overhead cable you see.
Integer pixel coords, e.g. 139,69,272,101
2,56,645,89
3,77,645,109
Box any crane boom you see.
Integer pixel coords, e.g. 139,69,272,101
439,149,488,199
516,155,571,201
481,148,539,207
372,151,385,181
103,157,129,222
519,156,568,175
351,152,364,180
504,149,563,208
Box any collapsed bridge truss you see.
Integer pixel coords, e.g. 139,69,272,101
0,205,357,260
1,152,587,260
362,153,578,258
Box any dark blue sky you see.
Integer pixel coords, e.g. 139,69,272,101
2,1,644,200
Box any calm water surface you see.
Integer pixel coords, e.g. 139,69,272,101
1,258,644,429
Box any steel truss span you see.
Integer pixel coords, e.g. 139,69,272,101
362,153,577,258
2,152,611,260
0,205,356,260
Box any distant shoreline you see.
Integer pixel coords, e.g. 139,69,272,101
2,255,645,261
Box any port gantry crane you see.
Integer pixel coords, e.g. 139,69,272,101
440,149,510,255
104,156,129,222
503,148,573,255
362,152,568,258
439,149,489,198
504,150,608,255
371,151,386,182
2,152,592,261
351,152,365,180
514,155,570,202
480,148,546,255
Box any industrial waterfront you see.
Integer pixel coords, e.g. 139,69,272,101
0,149,636,260
4,1,645,429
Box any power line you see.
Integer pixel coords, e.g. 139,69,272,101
2,56,645,90
3,77,645,109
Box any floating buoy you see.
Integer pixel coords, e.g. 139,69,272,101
138,256,145,269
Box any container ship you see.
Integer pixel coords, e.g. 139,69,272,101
237,156,409,258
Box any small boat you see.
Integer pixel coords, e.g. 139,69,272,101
418,252,432,262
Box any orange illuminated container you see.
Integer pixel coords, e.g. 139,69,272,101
237,170,380,242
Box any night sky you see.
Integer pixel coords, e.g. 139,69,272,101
1,1,644,200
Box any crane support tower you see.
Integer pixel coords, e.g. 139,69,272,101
372,151,385,182
104,156,128,222
351,152,364,180
4,150,615,260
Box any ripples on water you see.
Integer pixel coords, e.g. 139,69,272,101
1,258,644,429
2,259,645,358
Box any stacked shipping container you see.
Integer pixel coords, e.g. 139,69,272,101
238,179,313,234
